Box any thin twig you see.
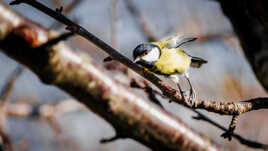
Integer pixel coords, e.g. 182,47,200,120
192,110,268,149
100,132,126,144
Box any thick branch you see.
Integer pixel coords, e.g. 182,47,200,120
0,3,221,151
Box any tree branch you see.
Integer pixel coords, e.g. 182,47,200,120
193,110,268,149
0,2,222,151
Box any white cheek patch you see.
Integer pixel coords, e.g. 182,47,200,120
142,47,160,62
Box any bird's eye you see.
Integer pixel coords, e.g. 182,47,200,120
144,52,148,55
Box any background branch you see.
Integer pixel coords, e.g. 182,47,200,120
217,1,268,92
124,0,157,42
0,65,23,151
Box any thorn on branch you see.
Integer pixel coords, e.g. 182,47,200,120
192,115,205,121
55,6,63,13
65,25,80,33
100,134,126,144
221,115,239,141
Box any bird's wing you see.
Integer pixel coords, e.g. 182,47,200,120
158,35,197,49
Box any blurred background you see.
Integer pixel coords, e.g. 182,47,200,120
0,0,267,150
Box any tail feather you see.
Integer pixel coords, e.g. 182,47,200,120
190,56,207,68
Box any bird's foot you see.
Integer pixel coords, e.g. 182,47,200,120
184,88,196,107
176,83,186,102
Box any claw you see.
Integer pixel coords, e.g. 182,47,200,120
176,83,186,101
170,75,186,102
184,76,196,107
170,74,196,106
178,85,194,107
189,87,196,105
183,89,195,107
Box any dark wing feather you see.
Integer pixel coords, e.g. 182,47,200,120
190,56,207,68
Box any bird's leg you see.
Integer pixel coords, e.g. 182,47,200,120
170,75,185,102
176,82,185,102
184,72,196,106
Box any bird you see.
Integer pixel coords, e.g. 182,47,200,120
132,35,207,106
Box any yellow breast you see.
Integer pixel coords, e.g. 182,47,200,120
155,48,191,75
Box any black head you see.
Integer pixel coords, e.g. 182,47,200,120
133,43,160,63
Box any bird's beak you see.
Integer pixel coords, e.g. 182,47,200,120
134,57,140,63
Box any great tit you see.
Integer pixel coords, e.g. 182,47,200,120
133,35,207,105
